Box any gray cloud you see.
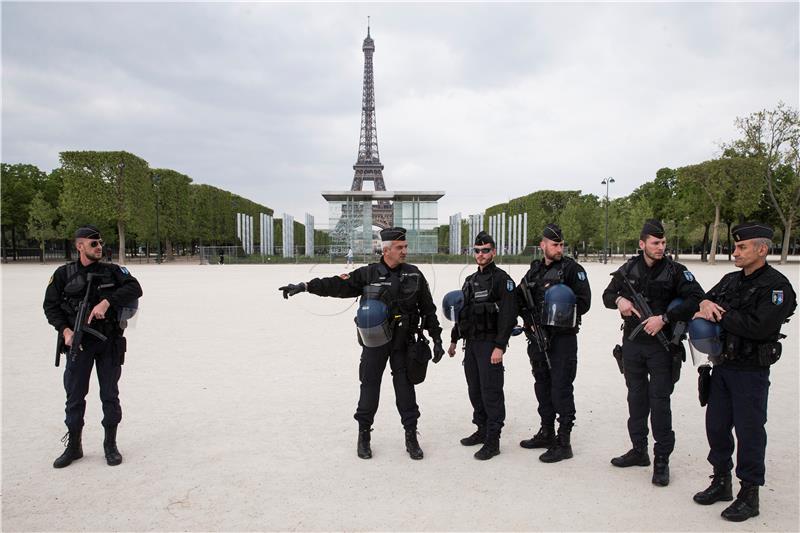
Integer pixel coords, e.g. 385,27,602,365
2,2,797,227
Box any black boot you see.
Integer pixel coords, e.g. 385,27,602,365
474,434,500,461
611,447,650,467
539,429,573,463
721,481,759,522
405,428,423,460
652,455,669,486
53,428,83,469
357,428,372,459
693,469,733,505
520,425,555,449
103,425,123,466
460,425,486,446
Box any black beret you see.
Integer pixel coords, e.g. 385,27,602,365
542,223,563,243
74,225,101,239
474,231,495,247
641,219,665,239
379,227,406,241
732,222,773,242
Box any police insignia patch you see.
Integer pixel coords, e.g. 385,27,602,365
506,280,515,292
772,290,784,305
577,272,586,281
120,266,129,275
683,271,694,282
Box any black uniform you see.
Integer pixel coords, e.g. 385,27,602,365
450,261,517,438
603,255,704,457
703,264,796,486
518,256,591,432
307,259,442,430
43,260,143,431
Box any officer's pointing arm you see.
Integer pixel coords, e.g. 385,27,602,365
303,266,367,299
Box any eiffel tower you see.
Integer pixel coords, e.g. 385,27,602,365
351,23,393,229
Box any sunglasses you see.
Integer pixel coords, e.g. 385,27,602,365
473,247,493,255
87,239,104,248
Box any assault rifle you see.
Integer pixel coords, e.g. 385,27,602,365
518,278,550,369
612,269,671,352
57,273,108,366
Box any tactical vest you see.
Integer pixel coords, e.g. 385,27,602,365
360,263,422,327
60,263,121,334
524,260,580,329
458,271,500,338
621,257,677,316
714,271,795,366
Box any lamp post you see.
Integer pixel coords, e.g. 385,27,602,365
152,173,162,264
601,177,615,264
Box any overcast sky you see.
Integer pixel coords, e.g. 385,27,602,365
2,2,798,226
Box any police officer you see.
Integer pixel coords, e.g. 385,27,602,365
43,225,143,468
603,219,704,486
691,222,796,522
517,224,591,463
447,231,516,460
279,227,444,460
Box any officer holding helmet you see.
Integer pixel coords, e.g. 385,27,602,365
517,223,591,463
43,224,143,468
446,231,517,460
279,227,444,460
691,222,796,522
603,219,704,486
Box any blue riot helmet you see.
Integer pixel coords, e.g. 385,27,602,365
117,299,139,329
688,318,722,366
442,290,464,322
355,299,393,347
667,297,683,312
543,284,577,328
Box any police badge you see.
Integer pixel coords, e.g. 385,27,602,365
577,272,586,281
506,279,515,292
683,271,695,282
772,290,784,305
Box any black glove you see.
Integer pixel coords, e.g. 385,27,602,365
432,338,445,363
279,282,306,299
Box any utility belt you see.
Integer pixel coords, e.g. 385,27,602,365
721,332,783,367
459,302,499,339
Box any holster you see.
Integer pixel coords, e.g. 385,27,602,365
612,344,624,374
698,364,712,407
405,331,431,385
670,343,685,384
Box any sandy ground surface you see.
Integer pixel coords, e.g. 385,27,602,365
2,259,798,532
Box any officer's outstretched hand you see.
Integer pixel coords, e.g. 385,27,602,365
432,339,445,363
279,282,306,299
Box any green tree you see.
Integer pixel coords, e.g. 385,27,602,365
59,151,153,264
678,158,761,264
1,163,47,259
152,169,193,260
728,102,800,263
27,192,59,262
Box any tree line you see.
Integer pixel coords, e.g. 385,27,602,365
440,102,799,264
1,150,330,264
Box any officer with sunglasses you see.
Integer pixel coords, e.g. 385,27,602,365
43,225,143,468
447,231,517,460
517,223,591,463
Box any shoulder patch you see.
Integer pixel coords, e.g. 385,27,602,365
506,279,515,292
119,266,130,275
683,271,694,282
339,273,350,280
577,271,586,282
772,290,784,305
